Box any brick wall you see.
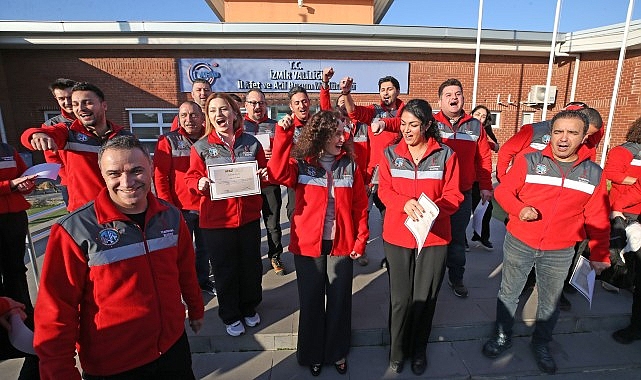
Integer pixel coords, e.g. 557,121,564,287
1,48,639,164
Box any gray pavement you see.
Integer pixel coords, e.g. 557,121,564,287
2,193,641,379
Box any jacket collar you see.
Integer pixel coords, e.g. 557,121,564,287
94,188,168,225
244,114,269,125
70,119,124,138
541,143,593,166
434,111,473,127
379,98,405,113
59,108,76,121
394,136,443,161
207,127,243,145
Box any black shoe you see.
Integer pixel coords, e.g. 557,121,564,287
477,239,494,251
482,333,512,358
334,359,347,375
531,342,556,374
389,360,404,373
310,364,322,376
200,280,217,296
558,292,571,311
411,353,427,375
448,279,469,298
612,326,641,344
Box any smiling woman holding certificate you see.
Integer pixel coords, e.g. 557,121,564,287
378,99,463,375
185,92,267,337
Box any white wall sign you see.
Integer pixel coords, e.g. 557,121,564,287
178,58,409,94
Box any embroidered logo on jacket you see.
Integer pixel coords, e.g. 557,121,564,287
160,229,175,237
177,140,188,149
77,134,89,142
541,134,551,144
306,166,317,176
98,228,120,246
208,147,219,157
535,164,548,174
394,158,405,168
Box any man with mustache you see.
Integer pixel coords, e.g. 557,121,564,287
21,82,132,211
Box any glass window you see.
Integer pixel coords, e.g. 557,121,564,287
522,112,535,126
490,112,501,128
127,108,178,155
43,111,60,122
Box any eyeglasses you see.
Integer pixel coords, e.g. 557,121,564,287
246,101,266,107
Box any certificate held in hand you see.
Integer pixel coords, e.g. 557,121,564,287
207,161,261,200
404,193,440,256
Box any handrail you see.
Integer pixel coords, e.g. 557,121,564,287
25,203,67,291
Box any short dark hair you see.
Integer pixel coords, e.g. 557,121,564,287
245,89,265,98
625,117,641,144
378,76,400,91
228,93,243,104
578,107,603,130
192,78,212,89
48,78,77,94
287,86,308,100
551,110,589,135
72,82,105,101
98,135,150,165
438,78,463,98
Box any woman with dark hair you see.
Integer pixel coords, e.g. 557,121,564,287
378,99,463,375
470,105,499,250
185,92,267,337
268,110,369,376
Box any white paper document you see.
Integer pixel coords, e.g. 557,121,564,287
403,193,440,255
21,163,61,180
254,133,271,149
569,255,596,308
472,200,489,236
9,313,35,355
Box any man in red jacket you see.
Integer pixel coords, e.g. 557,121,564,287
154,101,216,296
482,110,610,374
434,78,493,298
34,135,204,380
21,82,132,211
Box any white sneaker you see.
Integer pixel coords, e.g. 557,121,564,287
226,320,245,336
244,313,261,327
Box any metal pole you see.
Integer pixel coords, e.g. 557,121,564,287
471,0,484,109
569,54,580,102
541,0,563,121
600,0,636,167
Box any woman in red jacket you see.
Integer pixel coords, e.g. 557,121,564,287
378,99,463,375
185,93,267,338
268,110,369,376
0,143,39,376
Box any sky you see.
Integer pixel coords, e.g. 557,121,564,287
2,0,639,33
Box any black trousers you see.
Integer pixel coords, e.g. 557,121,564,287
202,220,263,324
384,242,447,362
261,185,283,258
294,240,353,365
83,332,195,380
286,187,295,221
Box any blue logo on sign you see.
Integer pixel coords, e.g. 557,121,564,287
99,228,120,246
189,62,222,86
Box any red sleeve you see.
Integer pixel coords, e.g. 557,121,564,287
434,152,464,217
152,136,178,205
266,125,298,188
348,105,376,125
34,224,87,380
496,125,534,182
319,86,332,111
0,297,10,316
350,165,369,255
378,116,401,133
184,147,209,198
176,216,205,320
584,178,612,263
602,146,632,184
612,181,641,211
494,154,529,218
20,124,69,152
475,127,494,191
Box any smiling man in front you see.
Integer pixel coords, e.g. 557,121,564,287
34,136,204,380
482,110,610,374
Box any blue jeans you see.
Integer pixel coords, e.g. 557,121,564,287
182,210,210,286
447,190,472,283
495,232,575,344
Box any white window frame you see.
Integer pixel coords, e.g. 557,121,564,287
127,108,178,155
522,112,535,126
489,111,501,129
43,110,61,121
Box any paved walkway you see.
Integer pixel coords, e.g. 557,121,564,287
2,195,641,379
